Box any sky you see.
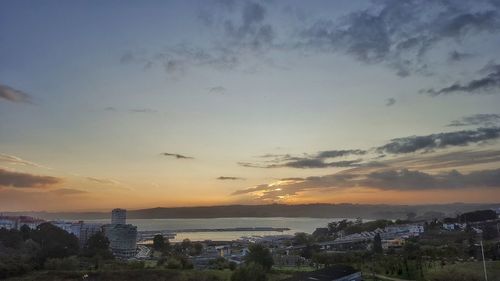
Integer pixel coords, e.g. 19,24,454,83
1,0,500,211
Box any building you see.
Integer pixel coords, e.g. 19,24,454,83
104,208,137,259
49,220,103,246
79,222,103,246
111,208,127,225
0,215,44,230
0,216,17,230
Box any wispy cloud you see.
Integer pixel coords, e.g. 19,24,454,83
217,176,245,180
298,1,500,76
448,50,472,62
162,153,194,159
0,154,46,168
50,188,88,196
377,127,500,154
208,86,227,95
0,84,32,104
232,167,500,201
86,177,120,185
240,126,500,169
129,108,157,113
0,168,61,188
104,106,117,111
423,64,500,96
385,98,396,107
447,114,500,127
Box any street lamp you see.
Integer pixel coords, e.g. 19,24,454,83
474,241,488,281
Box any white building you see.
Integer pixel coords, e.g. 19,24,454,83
0,217,17,230
111,208,127,225
104,208,137,259
0,216,44,230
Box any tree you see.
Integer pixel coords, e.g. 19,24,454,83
373,233,383,254
482,224,499,240
20,225,31,241
301,244,320,259
244,244,273,271
30,223,79,263
84,231,112,259
406,212,417,221
153,234,165,251
293,232,310,245
459,210,497,222
0,228,23,249
231,263,268,281
192,242,203,256
181,238,192,253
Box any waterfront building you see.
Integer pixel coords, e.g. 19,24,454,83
0,215,44,230
103,208,137,259
111,208,127,225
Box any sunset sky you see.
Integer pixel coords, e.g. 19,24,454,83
1,0,500,211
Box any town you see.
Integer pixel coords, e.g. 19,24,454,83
1,207,499,280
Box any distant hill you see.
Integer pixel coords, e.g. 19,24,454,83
3,203,499,221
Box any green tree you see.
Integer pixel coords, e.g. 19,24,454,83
231,263,268,281
181,238,192,254
483,224,499,240
293,232,310,245
19,225,31,241
0,228,23,249
84,231,112,259
30,223,79,263
153,234,165,251
373,233,383,254
244,244,273,271
192,242,203,256
44,256,79,270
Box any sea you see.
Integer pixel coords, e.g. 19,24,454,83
85,217,351,242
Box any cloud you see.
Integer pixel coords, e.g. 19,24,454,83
316,149,366,159
298,1,500,76
232,167,500,201
372,149,500,171
162,153,194,159
242,126,500,170
0,154,45,168
104,106,117,111
241,150,366,169
50,188,88,196
277,159,362,169
385,98,396,106
364,168,500,190
121,45,239,77
0,168,61,188
129,108,157,113
448,50,472,62
217,176,244,180
0,84,32,104
239,158,362,169
223,1,275,50
208,86,227,95
377,127,500,154
86,177,120,185
447,114,500,127
423,64,500,96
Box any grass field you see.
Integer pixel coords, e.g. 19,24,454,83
5,268,293,281
362,261,500,281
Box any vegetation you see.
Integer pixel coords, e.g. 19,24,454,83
372,233,382,254
231,263,268,281
459,209,497,222
244,244,274,271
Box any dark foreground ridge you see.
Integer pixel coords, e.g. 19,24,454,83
4,202,499,220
